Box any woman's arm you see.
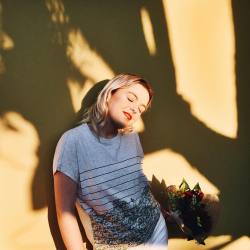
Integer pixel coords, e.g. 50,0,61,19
54,171,86,250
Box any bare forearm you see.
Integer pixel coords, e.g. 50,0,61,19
57,212,85,250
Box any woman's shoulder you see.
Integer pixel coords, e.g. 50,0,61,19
59,123,87,141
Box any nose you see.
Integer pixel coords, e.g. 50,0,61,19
130,106,137,114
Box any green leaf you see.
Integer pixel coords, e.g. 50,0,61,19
150,175,161,196
197,216,202,227
193,182,201,192
179,178,190,192
151,175,160,187
192,194,198,206
161,179,167,189
150,175,169,210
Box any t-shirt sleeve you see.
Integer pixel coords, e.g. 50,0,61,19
52,130,79,183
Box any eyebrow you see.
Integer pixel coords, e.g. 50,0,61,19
128,91,147,110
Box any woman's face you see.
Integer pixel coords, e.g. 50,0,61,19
107,83,150,129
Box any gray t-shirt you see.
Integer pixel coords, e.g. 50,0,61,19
53,123,161,250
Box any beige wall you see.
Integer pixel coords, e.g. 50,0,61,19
0,1,249,249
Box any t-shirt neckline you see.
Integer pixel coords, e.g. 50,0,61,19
85,123,121,144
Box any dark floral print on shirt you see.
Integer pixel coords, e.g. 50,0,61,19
88,185,161,250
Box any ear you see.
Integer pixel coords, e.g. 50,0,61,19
106,89,118,104
111,89,118,95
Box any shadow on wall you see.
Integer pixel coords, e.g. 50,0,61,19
0,0,249,249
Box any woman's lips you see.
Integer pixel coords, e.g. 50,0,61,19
123,111,132,120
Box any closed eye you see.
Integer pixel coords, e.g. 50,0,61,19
127,92,147,114
127,93,136,102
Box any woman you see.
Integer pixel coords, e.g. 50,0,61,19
53,73,168,250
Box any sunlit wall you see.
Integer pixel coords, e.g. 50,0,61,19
0,1,249,249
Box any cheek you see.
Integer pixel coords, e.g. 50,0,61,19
111,96,126,109
107,99,121,115
107,93,128,115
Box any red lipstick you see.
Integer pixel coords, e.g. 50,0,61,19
123,111,132,120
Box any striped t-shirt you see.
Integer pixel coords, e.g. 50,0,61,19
53,123,161,250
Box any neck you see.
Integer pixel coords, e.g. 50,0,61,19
100,118,119,138
88,119,119,139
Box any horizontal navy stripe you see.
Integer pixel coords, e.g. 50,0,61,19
84,185,147,212
90,183,147,207
80,169,142,188
79,155,143,174
79,175,147,197
79,180,148,202
81,187,160,241
80,161,142,182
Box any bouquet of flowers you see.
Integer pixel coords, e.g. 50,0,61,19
150,175,220,245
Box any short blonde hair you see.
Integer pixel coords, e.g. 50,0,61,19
76,73,153,136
